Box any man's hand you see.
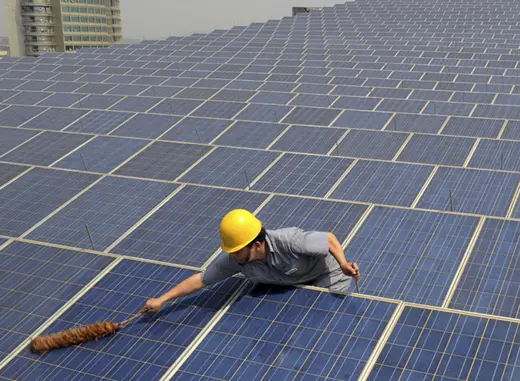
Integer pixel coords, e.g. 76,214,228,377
144,298,165,312
340,261,360,280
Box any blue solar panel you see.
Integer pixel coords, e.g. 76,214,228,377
44,81,85,93
0,241,114,357
110,113,181,139
369,307,520,381
0,261,245,381
140,85,182,97
106,84,149,95
499,120,520,140
337,130,409,160
115,141,212,181
253,154,353,197
330,160,434,207
249,91,295,105
467,139,520,172
256,195,368,242
331,85,370,97
111,186,268,265
0,105,45,127
417,167,520,217
281,106,341,126
333,110,392,130
396,135,476,166
211,89,255,102
332,96,380,110
346,206,479,304
235,103,293,123
0,168,99,237
0,163,28,187
1,131,92,166
376,99,427,113
214,121,287,148
149,98,204,115
176,287,396,381
179,147,280,188
191,100,247,119
289,93,338,108
259,81,298,92
74,94,124,110
2,91,52,105
109,96,163,112
75,83,117,94
0,127,39,156
226,80,263,90
441,117,503,138
36,93,88,108
53,136,149,173
270,125,346,154
23,108,89,131
449,219,520,318
26,177,177,251
473,104,520,120
174,87,220,100
423,101,475,116
65,110,134,134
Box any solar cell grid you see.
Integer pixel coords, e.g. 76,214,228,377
0,105,45,127
176,287,396,381
26,177,178,251
369,307,520,381
179,146,281,189
111,185,268,265
337,130,409,160
0,167,99,237
0,127,39,156
0,261,245,381
214,121,287,149
23,108,89,131
0,242,114,358
65,110,134,135
115,141,212,181
0,163,28,187
346,206,479,304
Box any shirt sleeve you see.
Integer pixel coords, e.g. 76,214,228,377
289,229,330,257
201,253,241,286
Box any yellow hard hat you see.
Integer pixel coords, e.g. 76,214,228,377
219,209,262,253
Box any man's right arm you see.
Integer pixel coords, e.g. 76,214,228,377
144,253,241,312
145,273,206,312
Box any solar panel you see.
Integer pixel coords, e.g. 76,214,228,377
396,134,476,166
346,206,479,304
281,106,342,126
333,110,392,130
109,96,163,112
2,91,52,105
337,130,409,160
1,131,92,166
270,125,346,154
449,218,520,318
107,84,150,95
0,105,45,127
417,167,520,217
149,98,204,115
332,96,381,110
0,163,28,187
376,99,427,113
0,127,39,156
65,110,134,134
36,93,87,108
26,177,177,251
442,116,504,138
369,306,520,380
175,286,396,380
235,103,293,123
0,241,114,357
179,146,281,188
0,260,245,381
191,100,247,119
110,113,181,139
73,94,124,110
23,108,89,131
214,121,287,149
111,186,268,265
467,139,520,172
0,168,99,237
330,160,434,207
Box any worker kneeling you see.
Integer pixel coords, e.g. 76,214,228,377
144,209,360,312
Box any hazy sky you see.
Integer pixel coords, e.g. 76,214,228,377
1,0,342,40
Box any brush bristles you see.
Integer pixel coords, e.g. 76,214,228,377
30,321,120,354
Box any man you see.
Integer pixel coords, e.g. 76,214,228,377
144,209,360,312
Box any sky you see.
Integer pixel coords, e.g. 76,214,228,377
1,0,343,40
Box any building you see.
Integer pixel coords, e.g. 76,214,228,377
5,0,123,57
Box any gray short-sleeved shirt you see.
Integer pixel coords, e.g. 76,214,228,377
202,227,351,291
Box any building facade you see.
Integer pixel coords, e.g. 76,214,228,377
6,0,122,57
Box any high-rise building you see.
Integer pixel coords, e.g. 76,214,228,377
5,0,122,57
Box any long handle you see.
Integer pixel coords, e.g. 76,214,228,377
352,260,360,294
118,307,148,328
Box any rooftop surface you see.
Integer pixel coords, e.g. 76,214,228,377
1,0,520,380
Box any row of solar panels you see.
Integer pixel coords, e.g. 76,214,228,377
0,243,517,381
